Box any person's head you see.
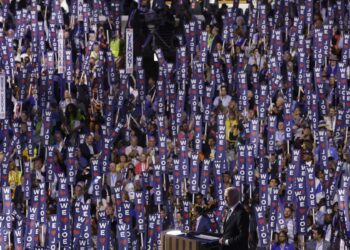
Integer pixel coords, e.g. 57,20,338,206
127,166,135,179
216,42,223,52
212,26,219,36
278,231,288,244
134,179,142,191
293,107,301,118
168,185,173,195
109,162,116,173
283,51,291,62
312,227,325,241
85,134,94,145
74,184,83,197
223,173,231,183
316,169,324,180
332,202,338,213
176,212,182,221
139,153,147,162
148,77,155,87
98,26,104,34
34,158,43,170
284,206,293,219
130,136,138,146
92,43,99,53
208,137,215,146
140,0,149,8
269,178,279,187
251,64,258,72
324,213,332,225
160,208,166,219
122,191,130,201
224,187,240,208
119,154,127,163
329,106,336,117
329,74,336,86
314,14,323,29
276,96,284,108
277,121,284,131
303,126,311,136
205,24,212,33
64,90,71,100
54,130,63,142
195,193,204,205
219,86,227,96
148,136,156,147
106,205,114,216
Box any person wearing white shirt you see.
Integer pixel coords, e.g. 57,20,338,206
74,183,91,205
283,206,296,244
323,107,336,132
306,227,331,250
213,86,232,108
125,136,143,165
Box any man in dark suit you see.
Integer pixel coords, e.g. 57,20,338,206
194,205,211,233
219,187,249,250
80,133,99,161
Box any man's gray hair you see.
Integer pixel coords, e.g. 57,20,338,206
225,187,240,204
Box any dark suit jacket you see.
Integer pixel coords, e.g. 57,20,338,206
196,215,211,233
13,185,25,210
222,203,249,250
80,142,98,161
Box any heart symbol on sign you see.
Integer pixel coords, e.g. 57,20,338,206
61,217,69,224
299,207,306,214
258,218,265,225
99,237,106,244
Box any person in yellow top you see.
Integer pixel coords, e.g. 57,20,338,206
116,154,130,172
22,146,38,161
110,33,125,59
9,161,22,198
225,111,239,147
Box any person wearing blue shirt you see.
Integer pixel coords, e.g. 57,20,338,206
193,205,211,233
271,231,295,250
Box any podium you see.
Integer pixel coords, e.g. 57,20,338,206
160,231,220,250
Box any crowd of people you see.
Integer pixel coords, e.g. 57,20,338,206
0,0,350,249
